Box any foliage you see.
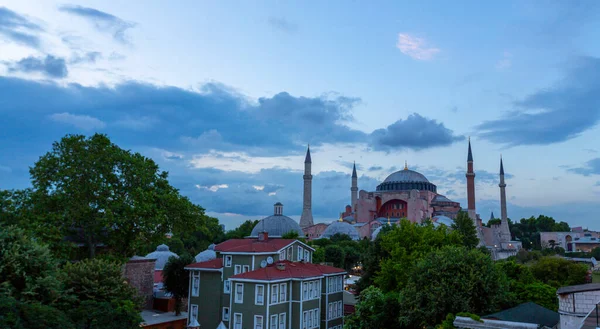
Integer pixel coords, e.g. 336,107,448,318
163,254,195,316
515,249,542,264
324,245,345,268
452,211,479,249
591,247,600,260
495,260,557,310
281,230,306,243
436,313,456,329
397,246,509,327
355,224,393,294
344,286,400,329
225,220,259,239
0,296,74,329
0,225,62,304
342,246,361,271
312,248,325,264
66,300,141,329
310,238,332,248
29,133,209,258
456,312,482,322
330,233,353,243
510,215,569,250
530,257,588,288
375,219,463,292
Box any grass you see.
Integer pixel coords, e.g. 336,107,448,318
592,272,600,283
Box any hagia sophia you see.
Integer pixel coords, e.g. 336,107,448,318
251,140,522,260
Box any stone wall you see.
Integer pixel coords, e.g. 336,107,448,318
124,256,156,309
557,284,600,329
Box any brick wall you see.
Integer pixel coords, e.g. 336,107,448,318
124,257,156,309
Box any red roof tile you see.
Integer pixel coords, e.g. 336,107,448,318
229,260,345,281
215,239,306,253
185,258,223,270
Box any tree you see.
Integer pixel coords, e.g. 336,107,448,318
0,297,74,329
225,220,259,239
397,246,509,327
163,254,194,316
343,246,361,271
548,240,557,249
530,257,588,288
344,286,400,329
330,233,353,243
324,245,345,268
452,211,479,249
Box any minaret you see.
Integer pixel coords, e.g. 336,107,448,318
499,156,511,242
466,138,477,220
351,162,358,211
300,145,314,228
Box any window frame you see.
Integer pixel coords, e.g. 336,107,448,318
298,246,304,261
270,314,278,329
191,272,200,297
242,265,250,273
279,250,286,260
338,301,342,318
233,313,242,329
328,303,333,320
302,282,308,300
279,313,286,329
255,284,265,305
224,279,231,294
222,307,230,321
254,315,263,329
304,250,310,263
225,255,232,267
190,304,198,324
234,264,242,275
279,282,287,302
271,284,278,304
235,283,244,303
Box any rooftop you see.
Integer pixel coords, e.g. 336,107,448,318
185,258,223,270
229,260,345,281
557,283,600,295
140,310,187,327
216,238,313,253
483,302,559,327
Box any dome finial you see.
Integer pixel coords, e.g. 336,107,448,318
404,161,408,170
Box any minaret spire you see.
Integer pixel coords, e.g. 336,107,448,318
499,156,511,242
300,145,314,228
351,161,358,211
465,138,476,220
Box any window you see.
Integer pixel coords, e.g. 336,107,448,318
337,301,342,318
234,313,242,329
314,280,319,297
224,280,231,294
190,304,198,323
328,277,333,293
308,310,312,328
338,276,342,291
270,315,278,329
234,265,241,275
298,246,304,261
235,283,244,303
222,307,230,321
254,315,263,329
332,302,337,318
279,313,286,329
315,310,319,325
287,247,292,260
302,282,308,300
308,281,313,300
243,265,250,273
191,272,200,297
225,255,232,267
279,283,287,302
279,250,286,260
303,311,308,329
255,284,264,305
271,284,278,304
328,303,332,319
304,250,310,262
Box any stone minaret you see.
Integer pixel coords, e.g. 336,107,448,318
466,138,477,220
499,157,511,242
300,146,314,228
351,162,358,211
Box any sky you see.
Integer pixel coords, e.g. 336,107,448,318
1,1,600,230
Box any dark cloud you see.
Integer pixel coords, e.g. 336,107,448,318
368,166,383,172
370,113,465,151
267,17,297,33
477,57,600,146
568,158,600,176
335,160,363,172
59,5,135,44
0,7,43,48
70,51,102,64
8,55,68,78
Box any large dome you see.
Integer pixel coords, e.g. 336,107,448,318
249,203,304,238
377,168,437,193
321,221,360,240
146,244,179,270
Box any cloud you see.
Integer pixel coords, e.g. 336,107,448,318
368,166,383,172
370,113,464,151
335,160,363,172
59,5,135,44
496,51,512,70
568,158,600,176
49,112,106,131
7,55,68,78
396,33,440,60
70,51,102,64
195,184,229,192
477,56,600,146
0,7,42,48
267,17,298,33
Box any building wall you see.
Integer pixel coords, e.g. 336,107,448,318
230,281,267,329
574,242,600,253
188,270,222,329
558,288,600,329
123,258,156,309
303,223,329,241
356,189,437,224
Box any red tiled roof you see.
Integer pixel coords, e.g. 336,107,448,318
215,239,302,253
229,260,345,281
186,258,223,270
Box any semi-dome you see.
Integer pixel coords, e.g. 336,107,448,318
371,226,383,240
321,220,360,240
249,203,304,238
376,166,437,193
195,244,217,262
433,215,454,227
146,244,179,270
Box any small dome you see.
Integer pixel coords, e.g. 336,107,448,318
433,215,454,227
249,203,303,238
195,244,217,262
146,244,179,270
321,221,360,240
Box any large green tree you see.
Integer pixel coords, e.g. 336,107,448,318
452,211,480,249
163,254,195,316
29,133,208,258
344,286,400,329
225,220,259,239
397,246,509,327
530,257,588,288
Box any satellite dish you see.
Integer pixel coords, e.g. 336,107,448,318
260,260,267,268
267,256,274,264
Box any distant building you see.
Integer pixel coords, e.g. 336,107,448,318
541,231,600,252
185,234,346,329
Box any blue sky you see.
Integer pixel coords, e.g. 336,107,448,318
1,0,600,230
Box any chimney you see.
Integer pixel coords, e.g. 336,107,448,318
258,231,268,241
276,263,286,271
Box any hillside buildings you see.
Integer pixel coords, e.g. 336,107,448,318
185,234,346,329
